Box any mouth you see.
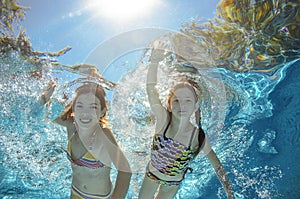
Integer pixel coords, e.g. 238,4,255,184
178,111,187,114
177,111,188,116
80,119,92,124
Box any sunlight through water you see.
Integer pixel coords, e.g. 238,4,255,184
83,0,161,22
1,0,300,198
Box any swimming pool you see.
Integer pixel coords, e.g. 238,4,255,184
1,0,299,198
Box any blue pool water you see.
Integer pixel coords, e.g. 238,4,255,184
1,1,300,199
1,55,299,199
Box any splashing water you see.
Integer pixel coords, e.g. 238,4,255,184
1,0,300,198
1,35,298,199
0,64,70,197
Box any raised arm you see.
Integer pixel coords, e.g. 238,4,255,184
40,80,56,106
40,80,72,129
206,149,235,199
146,46,170,131
146,49,164,110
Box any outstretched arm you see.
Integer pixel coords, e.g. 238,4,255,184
111,148,131,199
206,149,235,199
103,128,132,199
112,167,132,199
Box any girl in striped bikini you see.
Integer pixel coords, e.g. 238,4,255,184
42,82,131,199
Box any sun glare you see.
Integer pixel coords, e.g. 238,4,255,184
86,0,161,22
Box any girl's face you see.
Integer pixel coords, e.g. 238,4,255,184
170,87,198,119
73,93,105,129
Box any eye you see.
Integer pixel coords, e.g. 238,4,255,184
173,99,179,103
76,105,83,108
91,105,98,109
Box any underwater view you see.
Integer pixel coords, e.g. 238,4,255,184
1,0,299,198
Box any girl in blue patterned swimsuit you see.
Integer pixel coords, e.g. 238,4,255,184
138,43,235,199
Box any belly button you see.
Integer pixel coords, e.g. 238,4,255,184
83,185,87,189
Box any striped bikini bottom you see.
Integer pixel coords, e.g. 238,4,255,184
71,184,112,199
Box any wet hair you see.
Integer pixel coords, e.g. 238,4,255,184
60,82,108,127
167,81,205,157
166,82,198,110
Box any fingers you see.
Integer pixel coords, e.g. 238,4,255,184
149,41,171,62
48,80,56,89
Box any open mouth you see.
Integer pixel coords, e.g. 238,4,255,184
80,119,92,124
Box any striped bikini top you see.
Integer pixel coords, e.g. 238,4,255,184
67,132,105,168
150,121,197,176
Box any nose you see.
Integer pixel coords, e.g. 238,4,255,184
80,112,89,117
180,103,185,109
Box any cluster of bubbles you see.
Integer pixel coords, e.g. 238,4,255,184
0,60,71,198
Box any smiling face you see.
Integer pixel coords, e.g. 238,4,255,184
169,87,198,119
73,92,105,129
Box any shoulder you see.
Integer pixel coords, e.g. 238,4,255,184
191,127,209,153
200,136,212,155
155,109,170,134
65,119,75,128
54,117,73,127
150,102,168,119
64,120,76,137
102,127,118,145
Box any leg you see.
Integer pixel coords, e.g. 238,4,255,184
138,174,160,199
155,184,180,199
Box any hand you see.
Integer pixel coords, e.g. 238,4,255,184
149,40,171,63
41,80,56,105
175,63,198,74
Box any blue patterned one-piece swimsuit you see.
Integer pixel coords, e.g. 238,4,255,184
150,122,196,176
